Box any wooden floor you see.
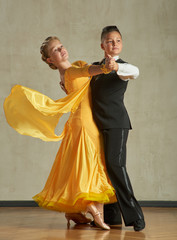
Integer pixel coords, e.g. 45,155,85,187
0,207,177,240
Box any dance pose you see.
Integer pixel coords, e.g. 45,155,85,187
90,26,145,231
4,36,118,230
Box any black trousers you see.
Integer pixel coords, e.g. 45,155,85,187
102,128,144,226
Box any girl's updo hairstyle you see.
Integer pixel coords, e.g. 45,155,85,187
40,36,60,70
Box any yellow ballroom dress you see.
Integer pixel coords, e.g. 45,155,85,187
4,61,116,213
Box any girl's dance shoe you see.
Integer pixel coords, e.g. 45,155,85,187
65,212,92,226
85,203,110,230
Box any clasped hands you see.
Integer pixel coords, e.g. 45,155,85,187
105,55,118,72
60,56,118,93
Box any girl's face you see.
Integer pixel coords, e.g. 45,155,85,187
47,40,69,67
101,31,123,57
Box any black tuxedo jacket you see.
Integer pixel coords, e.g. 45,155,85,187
90,58,132,130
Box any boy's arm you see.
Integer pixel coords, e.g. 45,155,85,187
117,63,139,81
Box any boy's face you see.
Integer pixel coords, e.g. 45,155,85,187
101,31,123,57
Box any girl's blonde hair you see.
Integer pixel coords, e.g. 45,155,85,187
40,36,60,70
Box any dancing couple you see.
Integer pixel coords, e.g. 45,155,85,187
4,26,145,231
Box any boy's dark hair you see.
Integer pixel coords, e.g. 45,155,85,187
101,25,122,42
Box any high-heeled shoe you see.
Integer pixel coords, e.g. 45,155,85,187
65,212,92,226
85,203,110,230
95,202,104,221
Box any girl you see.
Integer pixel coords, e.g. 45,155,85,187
4,36,117,230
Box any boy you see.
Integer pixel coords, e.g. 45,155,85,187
90,26,145,231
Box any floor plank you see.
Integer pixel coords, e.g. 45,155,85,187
0,207,177,240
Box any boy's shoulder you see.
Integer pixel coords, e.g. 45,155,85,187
117,58,128,64
92,61,101,65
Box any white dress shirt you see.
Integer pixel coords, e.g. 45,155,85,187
113,56,139,81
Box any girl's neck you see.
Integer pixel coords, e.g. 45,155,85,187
57,60,72,75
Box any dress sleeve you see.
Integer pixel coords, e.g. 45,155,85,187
65,61,91,81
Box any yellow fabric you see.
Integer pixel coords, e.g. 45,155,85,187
4,60,117,212
4,63,91,141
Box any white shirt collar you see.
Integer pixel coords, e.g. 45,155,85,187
101,56,119,64
113,56,119,61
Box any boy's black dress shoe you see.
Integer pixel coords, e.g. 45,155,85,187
133,219,145,231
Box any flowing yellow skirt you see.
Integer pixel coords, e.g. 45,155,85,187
33,119,116,213
4,83,117,213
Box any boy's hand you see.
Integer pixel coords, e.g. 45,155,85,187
105,55,118,71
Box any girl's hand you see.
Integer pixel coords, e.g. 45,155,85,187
59,81,68,94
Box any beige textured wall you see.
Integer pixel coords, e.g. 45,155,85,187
0,0,177,201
